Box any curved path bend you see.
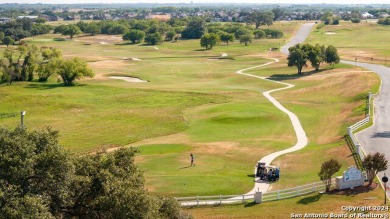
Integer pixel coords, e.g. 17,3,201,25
180,23,315,206
235,58,308,194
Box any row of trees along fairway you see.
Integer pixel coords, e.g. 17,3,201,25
0,44,94,86
319,153,388,193
287,43,340,74
0,126,191,219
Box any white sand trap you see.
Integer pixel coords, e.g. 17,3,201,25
109,76,147,83
221,53,228,57
325,32,337,35
123,57,142,61
153,46,159,50
99,41,108,44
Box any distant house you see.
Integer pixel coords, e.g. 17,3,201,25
362,12,374,19
17,15,38,20
39,15,59,22
0,17,11,24
379,13,389,18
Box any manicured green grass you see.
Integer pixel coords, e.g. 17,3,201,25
0,21,381,198
0,82,225,153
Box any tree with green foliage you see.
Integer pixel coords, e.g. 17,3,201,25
219,32,235,45
144,33,163,45
53,24,67,34
108,24,128,35
50,57,94,86
234,27,253,40
308,44,326,71
263,29,284,38
37,47,62,81
200,33,220,50
123,30,145,44
2,36,14,47
84,22,101,36
272,8,286,21
165,31,176,41
0,32,4,42
287,44,309,75
247,10,274,29
61,24,81,39
0,45,28,84
363,152,388,186
325,45,340,66
318,159,341,192
181,17,206,39
240,34,253,46
351,11,362,23
21,45,40,81
254,29,266,39
321,12,334,25
0,126,191,218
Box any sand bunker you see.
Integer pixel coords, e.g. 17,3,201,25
99,41,108,44
109,76,147,83
221,53,228,57
153,46,159,50
123,57,142,61
325,32,337,35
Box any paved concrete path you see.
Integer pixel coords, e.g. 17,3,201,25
180,23,315,206
348,61,390,189
235,59,308,194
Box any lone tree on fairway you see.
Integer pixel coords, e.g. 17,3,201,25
0,126,190,218
318,159,341,192
123,30,145,44
51,57,94,86
240,34,253,46
287,44,309,75
362,152,388,186
144,33,163,45
219,32,235,45
2,36,14,47
200,33,219,50
325,45,340,66
61,24,81,39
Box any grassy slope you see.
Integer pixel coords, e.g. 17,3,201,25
0,21,301,196
0,21,382,199
187,22,385,218
309,21,390,65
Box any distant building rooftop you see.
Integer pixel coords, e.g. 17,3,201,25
17,16,38,19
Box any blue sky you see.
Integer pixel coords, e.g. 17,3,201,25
1,0,389,4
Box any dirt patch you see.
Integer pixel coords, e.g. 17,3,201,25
87,59,133,80
75,34,123,44
193,142,238,154
329,182,378,195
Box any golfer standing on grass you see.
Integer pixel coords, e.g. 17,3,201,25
190,153,195,167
